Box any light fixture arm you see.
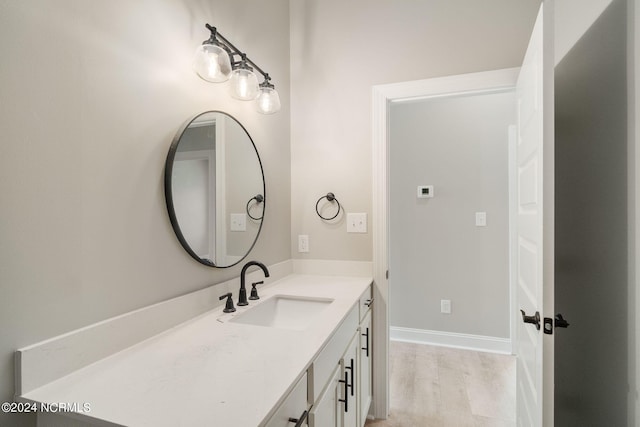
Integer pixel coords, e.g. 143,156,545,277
204,24,271,82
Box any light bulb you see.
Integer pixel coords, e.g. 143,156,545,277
193,43,232,83
256,86,281,114
229,67,259,100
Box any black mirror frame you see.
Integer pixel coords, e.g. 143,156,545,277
164,111,266,268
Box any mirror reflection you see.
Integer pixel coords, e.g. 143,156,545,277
165,111,265,268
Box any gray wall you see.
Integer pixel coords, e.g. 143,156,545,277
389,92,514,338
554,0,628,424
289,0,541,262
0,1,291,426
631,0,640,423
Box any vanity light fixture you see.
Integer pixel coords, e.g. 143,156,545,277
229,53,259,100
194,24,281,114
193,26,232,83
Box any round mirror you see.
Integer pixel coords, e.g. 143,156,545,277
165,111,265,268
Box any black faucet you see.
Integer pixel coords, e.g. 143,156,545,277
238,261,270,306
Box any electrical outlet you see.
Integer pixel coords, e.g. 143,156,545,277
475,212,487,227
298,235,309,253
441,299,451,314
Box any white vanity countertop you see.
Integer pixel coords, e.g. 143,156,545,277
19,274,372,426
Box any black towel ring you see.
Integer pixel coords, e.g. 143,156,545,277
315,192,341,221
246,194,264,221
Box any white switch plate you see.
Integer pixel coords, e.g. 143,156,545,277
347,213,367,233
475,212,487,227
441,299,451,314
230,213,246,231
298,235,309,253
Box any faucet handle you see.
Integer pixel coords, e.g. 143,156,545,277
219,292,236,313
249,281,264,300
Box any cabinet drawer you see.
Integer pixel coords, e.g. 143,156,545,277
309,306,358,402
264,373,309,427
358,285,373,321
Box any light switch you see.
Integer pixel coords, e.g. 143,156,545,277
475,212,487,227
347,213,367,233
441,299,451,314
230,213,246,231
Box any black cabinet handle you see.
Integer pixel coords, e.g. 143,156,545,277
362,327,370,357
339,371,349,413
288,410,308,427
345,358,355,396
520,309,541,330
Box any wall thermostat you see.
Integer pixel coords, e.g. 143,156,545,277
417,185,434,199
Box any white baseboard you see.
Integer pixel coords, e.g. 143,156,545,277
390,326,512,354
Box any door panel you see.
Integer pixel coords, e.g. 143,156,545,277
359,311,372,426
515,2,554,426
310,365,342,427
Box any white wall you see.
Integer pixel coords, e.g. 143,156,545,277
389,91,514,340
289,0,541,262
0,1,290,426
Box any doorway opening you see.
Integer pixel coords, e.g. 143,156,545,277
371,68,520,419
388,89,516,353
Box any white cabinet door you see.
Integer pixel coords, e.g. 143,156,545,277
358,310,372,426
340,336,359,427
265,374,309,427
310,365,343,427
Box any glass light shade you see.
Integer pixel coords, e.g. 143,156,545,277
229,68,259,100
193,43,232,83
256,86,281,114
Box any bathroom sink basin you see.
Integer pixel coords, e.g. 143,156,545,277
229,295,334,330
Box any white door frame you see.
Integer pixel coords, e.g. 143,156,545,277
174,149,216,260
371,67,520,419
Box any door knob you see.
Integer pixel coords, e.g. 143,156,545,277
520,309,541,330
555,313,570,328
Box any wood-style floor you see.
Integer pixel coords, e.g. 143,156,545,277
365,341,516,427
